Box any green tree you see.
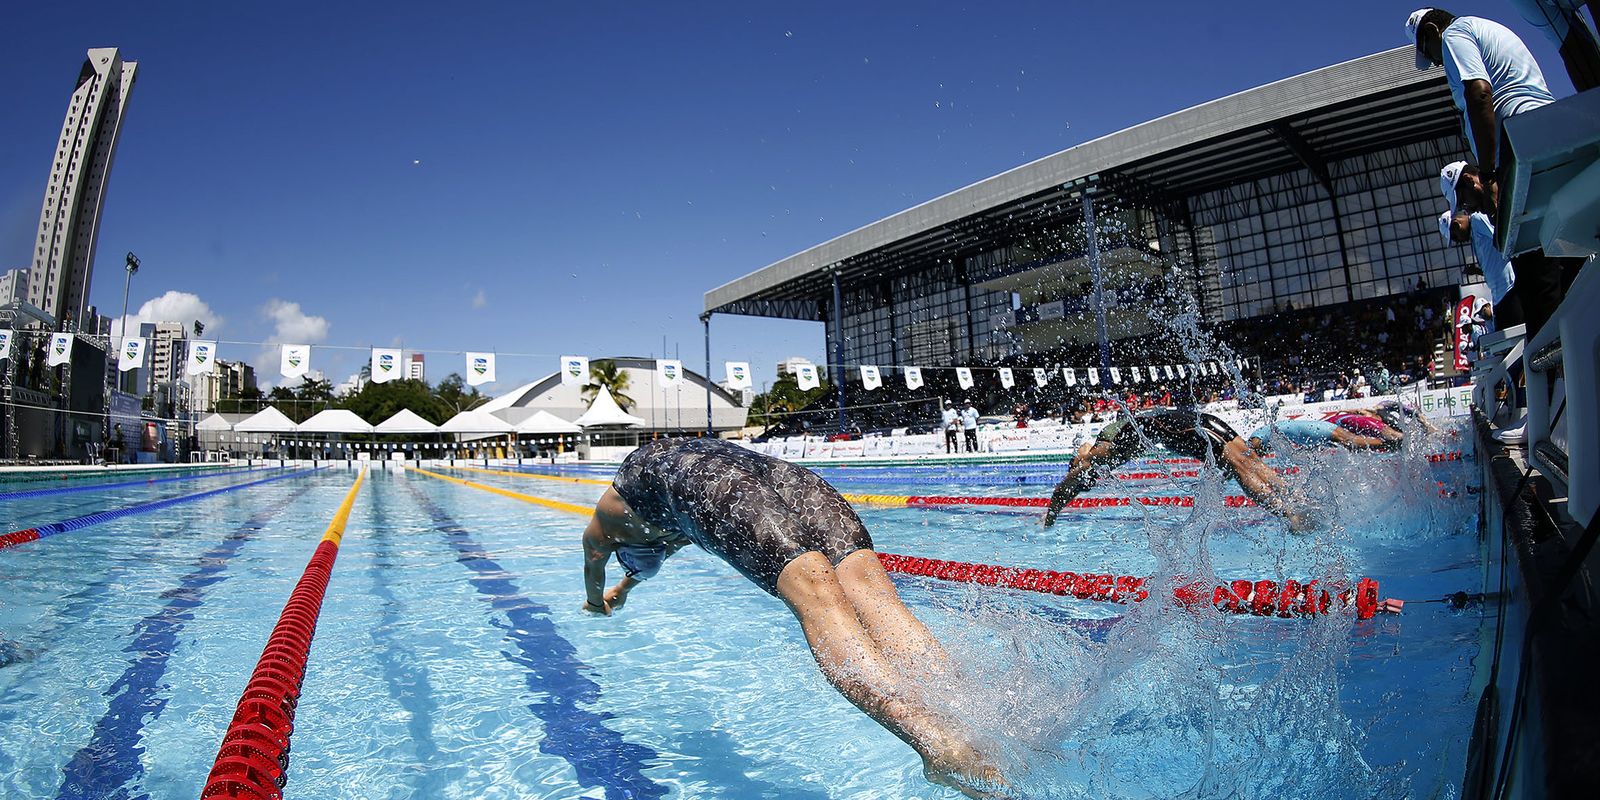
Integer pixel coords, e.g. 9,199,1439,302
582,359,635,411
746,374,829,429
435,372,485,414
340,378,452,426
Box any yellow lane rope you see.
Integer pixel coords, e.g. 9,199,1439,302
447,464,612,486
410,466,595,517
321,469,367,545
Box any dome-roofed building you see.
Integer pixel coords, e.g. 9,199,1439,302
481,357,747,444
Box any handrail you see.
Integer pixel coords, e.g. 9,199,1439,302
1524,264,1598,526
199,470,366,799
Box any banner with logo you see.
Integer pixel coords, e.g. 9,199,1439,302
1131,367,1143,384
1149,366,1161,381
48,333,73,366
0,330,11,362
370,348,402,384
1087,367,1100,386
1108,367,1120,384
466,352,497,386
1453,296,1476,371
724,361,752,391
998,367,1014,389
280,344,310,379
860,365,881,391
1032,367,1048,387
795,363,818,390
657,358,682,387
904,366,923,390
118,337,146,372
1163,365,1175,379
1063,367,1076,386
956,367,974,389
187,340,217,376
1177,364,1188,379
560,355,589,386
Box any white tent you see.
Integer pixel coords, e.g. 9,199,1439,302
234,406,298,433
374,409,439,434
297,409,374,434
574,386,646,428
438,409,516,434
514,409,582,435
196,413,234,432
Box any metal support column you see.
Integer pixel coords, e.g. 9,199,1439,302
700,313,713,436
1082,191,1113,373
831,271,848,434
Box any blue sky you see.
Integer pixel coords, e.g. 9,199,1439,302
0,1,1564,392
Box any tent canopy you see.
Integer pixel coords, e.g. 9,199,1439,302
513,409,582,434
233,406,298,433
438,409,516,434
196,413,234,432
297,409,374,434
575,386,647,428
374,408,439,434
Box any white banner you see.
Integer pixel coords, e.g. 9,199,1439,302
956,367,974,389
466,352,497,386
560,355,589,386
1088,367,1100,386
371,348,402,384
1163,365,1175,379
1063,367,1076,386
998,367,1014,389
860,365,881,391
280,344,310,379
794,363,819,390
724,361,752,391
1032,367,1048,387
904,366,923,390
657,358,682,387
187,340,217,376
1149,366,1161,381
1177,364,1188,379
48,333,73,366
1130,366,1142,384
0,330,12,362
1108,366,1120,384
118,337,146,372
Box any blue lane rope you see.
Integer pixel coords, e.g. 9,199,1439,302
0,465,281,502
3,468,321,548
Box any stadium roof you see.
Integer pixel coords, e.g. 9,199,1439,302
705,47,1460,320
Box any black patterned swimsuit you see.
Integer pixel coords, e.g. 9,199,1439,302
611,438,872,595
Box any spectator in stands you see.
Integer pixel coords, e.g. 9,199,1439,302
960,401,980,453
940,401,960,454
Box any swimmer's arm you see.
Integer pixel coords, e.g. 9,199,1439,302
582,522,616,613
605,541,688,608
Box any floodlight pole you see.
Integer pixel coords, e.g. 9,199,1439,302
831,271,847,434
1081,193,1112,373
701,312,713,436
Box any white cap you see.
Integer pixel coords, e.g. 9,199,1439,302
1438,209,1454,244
1440,161,1467,213
1406,9,1435,70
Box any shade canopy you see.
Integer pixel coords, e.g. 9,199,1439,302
196,413,234,432
373,408,439,434
574,386,647,428
233,406,298,433
438,409,516,434
297,409,374,434
513,409,582,434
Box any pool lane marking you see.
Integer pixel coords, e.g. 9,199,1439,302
447,464,612,486
200,470,367,798
0,464,281,501
53,484,314,800
399,479,667,800
409,467,595,515
0,468,322,552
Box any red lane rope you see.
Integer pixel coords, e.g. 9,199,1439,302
898,494,1257,509
200,471,366,800
875,552,1385,620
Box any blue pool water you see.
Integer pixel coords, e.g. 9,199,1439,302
0,430,1484,799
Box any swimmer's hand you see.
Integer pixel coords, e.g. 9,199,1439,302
580,599,611,616
603,584,629,610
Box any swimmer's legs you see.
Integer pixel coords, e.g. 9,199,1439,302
1220,438,1316,531
834,549,952,674
1330,427,1388,450
776,552,999,789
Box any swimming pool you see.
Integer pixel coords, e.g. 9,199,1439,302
0,429,1483,799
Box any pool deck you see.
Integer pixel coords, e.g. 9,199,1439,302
0,462,242,477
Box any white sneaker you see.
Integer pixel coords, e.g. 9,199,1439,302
1494,418,1528,444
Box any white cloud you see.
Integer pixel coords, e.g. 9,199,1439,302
262,299,329,344
472,288,488,309
116,291,224,338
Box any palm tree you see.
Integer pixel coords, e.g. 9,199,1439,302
581,359,636,411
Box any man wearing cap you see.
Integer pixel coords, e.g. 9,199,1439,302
1408,8,1557,211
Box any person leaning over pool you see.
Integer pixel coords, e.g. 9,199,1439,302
579,437,1004,795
